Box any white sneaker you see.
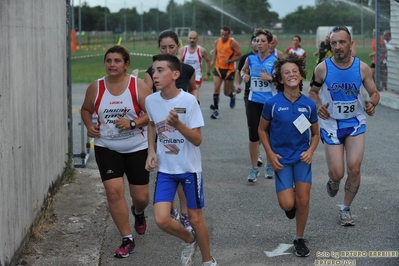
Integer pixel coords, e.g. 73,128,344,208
180,213,193,231
202,257,218,266
181,231,198,266
247,167,260,182
265,164,274,179
257,153,263,167
340,208,355,226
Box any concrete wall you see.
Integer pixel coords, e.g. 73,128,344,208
0,1,68,265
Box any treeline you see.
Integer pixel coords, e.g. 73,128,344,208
72,0,380,36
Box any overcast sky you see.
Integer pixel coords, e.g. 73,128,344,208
79,0,315,18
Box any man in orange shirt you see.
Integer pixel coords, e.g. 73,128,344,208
210,26,242,119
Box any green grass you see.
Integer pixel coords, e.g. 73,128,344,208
72,35,373,83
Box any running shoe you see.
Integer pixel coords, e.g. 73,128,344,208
247,167,260,182
340,208,355,226
171,208,180,220
265,163,274,179
131,205,147,235
293,238,310,257
326,179,340,197
229,94,236,108
114,237,135,258
210,110,219,119
285,206,296,219
257,154,263,167
181,231,198,266
202,257,219,266
180,213,193,231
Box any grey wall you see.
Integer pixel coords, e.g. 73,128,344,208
0,1,68,265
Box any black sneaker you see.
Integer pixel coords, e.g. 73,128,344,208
285,206,296,219
293,238,310,257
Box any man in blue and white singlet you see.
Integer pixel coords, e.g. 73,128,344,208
309,26,380,226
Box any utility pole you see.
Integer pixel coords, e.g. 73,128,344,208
221,0,224,27
78,0,81,48
141,3,143,33
182,0,185,27
124,1,127,36
156,4,159,32
105,0,108,46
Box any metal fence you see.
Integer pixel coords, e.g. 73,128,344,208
376,0,399,93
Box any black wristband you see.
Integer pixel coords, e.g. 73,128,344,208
206,72,210,76
369,101,377,107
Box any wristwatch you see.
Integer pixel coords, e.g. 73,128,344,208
130,120,136,130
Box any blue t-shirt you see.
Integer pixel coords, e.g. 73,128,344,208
261,92,318,164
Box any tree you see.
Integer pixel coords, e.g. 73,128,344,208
282,1,375,34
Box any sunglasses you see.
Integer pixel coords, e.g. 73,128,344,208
331,26,351,36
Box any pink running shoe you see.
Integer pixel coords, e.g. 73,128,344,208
114,237,135,258
131,205,147,235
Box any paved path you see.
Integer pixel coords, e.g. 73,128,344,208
19,81,399,266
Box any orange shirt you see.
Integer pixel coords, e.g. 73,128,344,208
371,37,385,64
215,37,235,70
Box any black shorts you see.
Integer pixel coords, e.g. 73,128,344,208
370,63,376,68
246,101,264,142
213,68,235,80
94,146,149,185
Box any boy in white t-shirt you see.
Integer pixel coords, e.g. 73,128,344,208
145,54,217,266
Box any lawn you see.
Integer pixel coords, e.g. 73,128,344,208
71,34,373,83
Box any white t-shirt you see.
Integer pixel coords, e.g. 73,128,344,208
145,90,204,174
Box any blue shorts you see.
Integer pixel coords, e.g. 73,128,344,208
320,124,366,145
154,172,205,209
275,161,312,193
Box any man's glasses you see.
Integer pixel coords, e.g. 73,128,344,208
331,26,351,36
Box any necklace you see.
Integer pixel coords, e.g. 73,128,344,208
284,90,301,99
335,57,351,66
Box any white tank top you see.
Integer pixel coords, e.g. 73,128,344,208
181,45,202,80
94,75,147,153
274,48,279,57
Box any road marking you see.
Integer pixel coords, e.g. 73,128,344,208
264,243,293,257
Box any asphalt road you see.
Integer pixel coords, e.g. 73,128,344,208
19,81,399,266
